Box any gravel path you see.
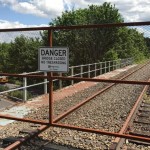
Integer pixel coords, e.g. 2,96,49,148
0,63,150,150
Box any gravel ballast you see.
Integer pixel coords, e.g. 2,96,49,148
0,63,150,150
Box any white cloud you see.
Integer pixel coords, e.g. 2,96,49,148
63,0,150,22
0,19,48,28
0,0,149,31
0,20,48,43
0,0,149,22
12,2,47,18
0,0,65,19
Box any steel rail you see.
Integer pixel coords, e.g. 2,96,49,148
53,62,149,123
0,21,150,32
109,80,150,150
51,123,150,143
4,125,49,150
3,29,53,150
2,62,149,149
53,83,114,122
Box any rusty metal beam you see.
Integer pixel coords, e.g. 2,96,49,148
0,114,49,125
53,84,114,122
51,76,150,85
1,73,150,85
53,62,149,124
52,123,150,143
4,125,49,150
53,62,148,122
2,61,150,149
0,21,150,32
48,29,53,125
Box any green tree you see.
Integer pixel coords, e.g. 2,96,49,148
0,42,10,72
145,37,150,55
7,35,42,73
112,27,148,61
42,2,123,65
42,2,149,64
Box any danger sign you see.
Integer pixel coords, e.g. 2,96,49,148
38,47,69,72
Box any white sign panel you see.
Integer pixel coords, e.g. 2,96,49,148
38,47,69,72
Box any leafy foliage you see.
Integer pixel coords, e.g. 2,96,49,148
0,2,149,75
42,2,149,65
0,42,10,71
6,35,42,73
8,90,33,100
0,85,9,92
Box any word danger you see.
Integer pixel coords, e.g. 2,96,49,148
39,47,68,72
41,49,66,56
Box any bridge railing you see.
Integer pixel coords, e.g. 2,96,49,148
0,57,133,101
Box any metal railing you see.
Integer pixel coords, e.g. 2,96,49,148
0,58,133,101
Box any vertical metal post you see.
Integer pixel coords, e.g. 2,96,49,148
48,29,53,125
81,65,83,78
95,63,96,77
109,61,110,72
71,67,74,85
59,73,62,89
88,64,90,78
105,61,107,73
100,62,102,75
120,59,121,68
117,59,119,69
113,60,115,70
23,74,27,102
44,72,47,94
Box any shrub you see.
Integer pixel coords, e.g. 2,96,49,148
8,90,33,100
0,85,9,92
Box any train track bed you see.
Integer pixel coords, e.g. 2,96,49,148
121,86,150,150
0,63,150,149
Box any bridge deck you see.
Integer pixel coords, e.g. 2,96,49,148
0,65,136,128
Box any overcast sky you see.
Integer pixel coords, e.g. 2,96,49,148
0,0,150,29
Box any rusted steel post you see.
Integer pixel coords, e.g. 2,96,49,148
48,72,53,124
48,29,53,125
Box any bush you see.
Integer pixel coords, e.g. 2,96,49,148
8,90,33,100
0,85,9,92
103,49,118,61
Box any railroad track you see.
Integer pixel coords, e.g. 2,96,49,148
129,101,150,145
124,86,150,149
109,83,150,150
0,62,150,150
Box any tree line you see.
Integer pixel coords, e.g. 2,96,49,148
0,2,150,74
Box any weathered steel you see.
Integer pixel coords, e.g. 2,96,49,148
109,80,150,150
48,29,53,125
1,72,150,85
130,130,150,138
51,76,150,85
4,125,49,150
0,114,48,125
52,123,150,143
0,21,150,32
1,22,149,149
19,129,39,135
